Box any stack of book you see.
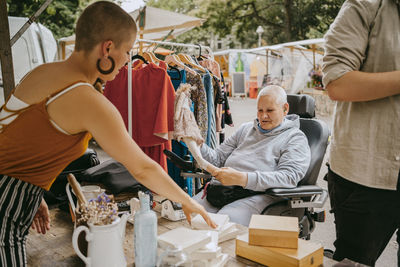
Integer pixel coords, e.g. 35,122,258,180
157,213,245,267
235,215,323,267
158,227,228,267
191,213,244,243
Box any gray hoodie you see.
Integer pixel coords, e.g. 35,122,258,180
200,114,311,191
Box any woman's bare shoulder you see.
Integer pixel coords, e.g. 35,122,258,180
14,62,86,103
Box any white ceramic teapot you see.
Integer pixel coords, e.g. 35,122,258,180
72,213,128,267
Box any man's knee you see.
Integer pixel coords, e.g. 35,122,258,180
218,196,268,226
217,206,253,226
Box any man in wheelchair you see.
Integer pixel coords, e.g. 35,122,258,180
193,85,311,226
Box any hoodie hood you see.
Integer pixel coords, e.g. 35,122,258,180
254,114,300,136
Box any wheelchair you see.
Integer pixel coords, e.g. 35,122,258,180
164,94,330,239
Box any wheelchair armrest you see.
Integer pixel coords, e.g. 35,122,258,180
267,185,324,198
163,149,197,172
267,185,328,209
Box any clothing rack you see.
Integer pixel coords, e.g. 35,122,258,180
124,39,226,195
127,39,224,146
127,39,214,138
136,39,214,58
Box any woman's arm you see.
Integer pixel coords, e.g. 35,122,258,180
58,86,215,227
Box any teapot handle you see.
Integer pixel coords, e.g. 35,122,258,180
72,225,93,267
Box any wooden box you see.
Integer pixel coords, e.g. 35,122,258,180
236,234,323,267
249,215,299,248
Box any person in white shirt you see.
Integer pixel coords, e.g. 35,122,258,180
322,0,400,265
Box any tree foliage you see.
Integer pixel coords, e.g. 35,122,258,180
146,0,344,47
6,0,345,45
6,0,94,39
145,0,199,14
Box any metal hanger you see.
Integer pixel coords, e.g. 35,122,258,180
131,54,148,64
168,65,182,80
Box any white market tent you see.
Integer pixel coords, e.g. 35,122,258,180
214,38,324,65
245,38,324,53
214,38,325,94
130,6,205,41
58,6,205,59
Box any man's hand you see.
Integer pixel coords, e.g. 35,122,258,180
206,164,221,177
31,198,51,234
214,167,248,187
181,198,217,229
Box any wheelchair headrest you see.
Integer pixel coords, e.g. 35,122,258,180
287,94,315,118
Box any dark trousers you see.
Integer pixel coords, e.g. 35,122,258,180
0,175,44,267
327,169,400,266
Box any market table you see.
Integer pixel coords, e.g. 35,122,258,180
26,208,336,266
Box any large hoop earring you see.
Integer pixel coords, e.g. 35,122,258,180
96,56,115,75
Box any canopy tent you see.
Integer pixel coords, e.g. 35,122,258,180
214,38,324,59
58,6,204,59
244,38,324,53
131,6,205,41
213,38,325,95
58,34,175,59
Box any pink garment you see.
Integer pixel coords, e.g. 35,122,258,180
173,83,213,170
173,83,203,145
199,59,221,80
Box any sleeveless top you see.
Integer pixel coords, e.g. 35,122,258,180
0,82,92,190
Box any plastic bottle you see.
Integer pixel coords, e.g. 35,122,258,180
134,191,157,267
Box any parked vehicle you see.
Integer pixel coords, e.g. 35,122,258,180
0,16,57,105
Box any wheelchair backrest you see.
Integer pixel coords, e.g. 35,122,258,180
287,94,330,186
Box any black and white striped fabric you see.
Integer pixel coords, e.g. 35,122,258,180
0,175,44,267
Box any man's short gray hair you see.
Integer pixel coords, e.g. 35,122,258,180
257,85,287,106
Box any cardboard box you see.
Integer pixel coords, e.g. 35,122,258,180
249,215,299,248
236,234,323,267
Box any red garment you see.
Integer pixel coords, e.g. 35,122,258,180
158,61,167,70
142,140,171,172
104,67,129,128
104,63,175,171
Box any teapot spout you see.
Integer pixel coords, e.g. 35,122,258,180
118,213,128,239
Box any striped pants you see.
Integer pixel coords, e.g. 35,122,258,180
0,175,44,267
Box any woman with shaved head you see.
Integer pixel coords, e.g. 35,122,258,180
0,2,215,265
